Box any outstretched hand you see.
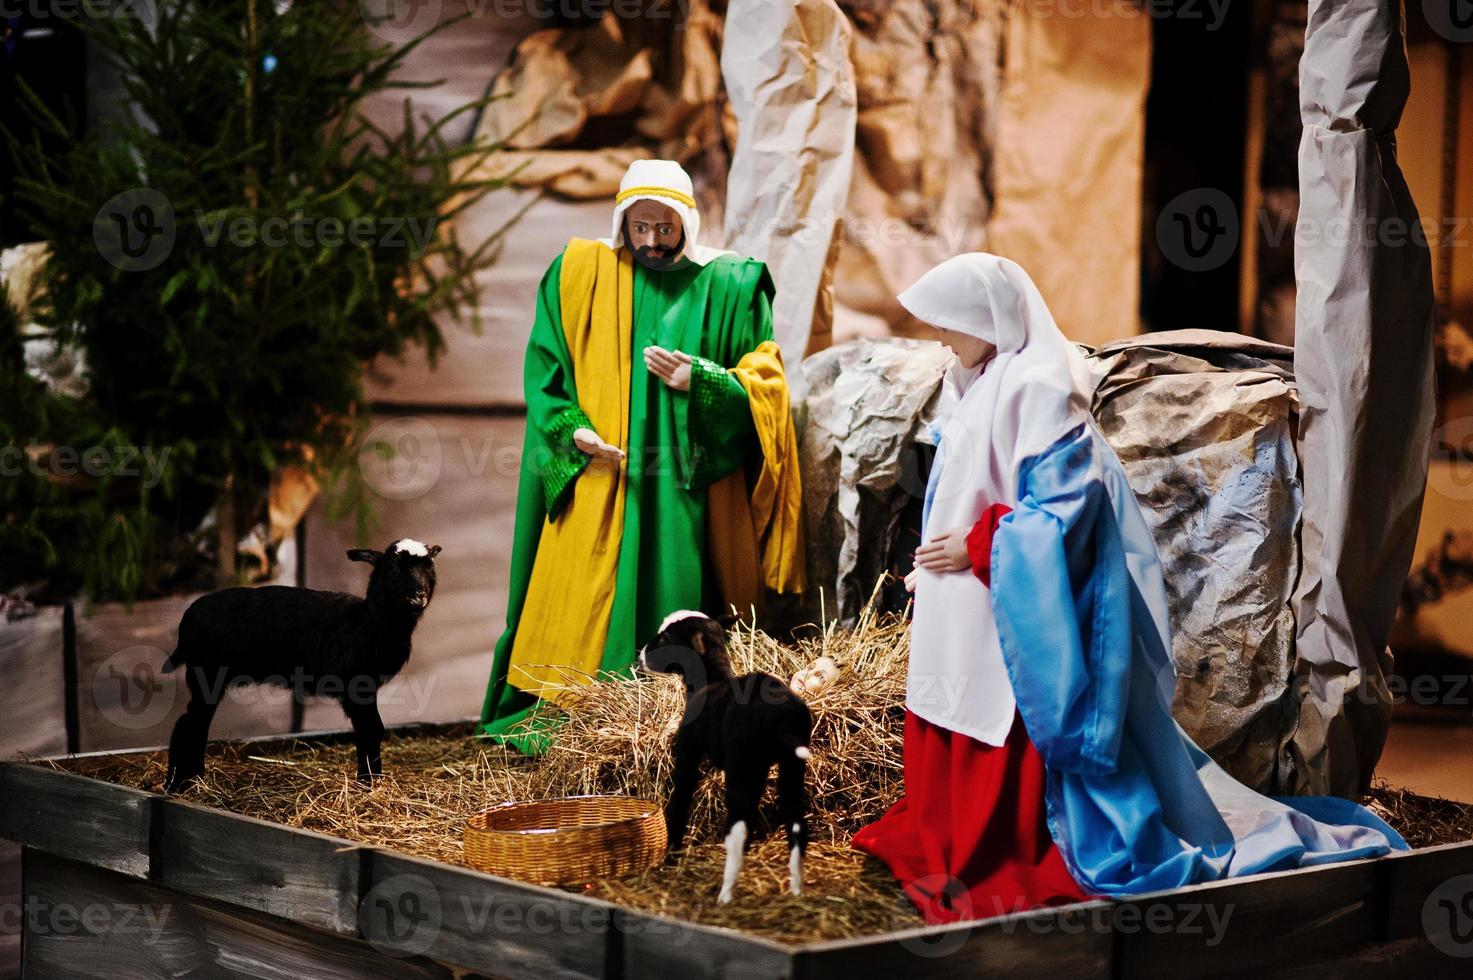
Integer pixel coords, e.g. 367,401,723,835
644,345,693,391
914,526,972,574
573,427,625,460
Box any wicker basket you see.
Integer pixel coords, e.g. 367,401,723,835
463,795,667,885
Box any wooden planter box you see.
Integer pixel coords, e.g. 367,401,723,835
4,724,1473,978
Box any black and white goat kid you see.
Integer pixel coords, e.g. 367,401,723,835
162,538,440,792
640,610,813,904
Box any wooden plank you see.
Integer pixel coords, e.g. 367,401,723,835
0,763,152,878
362,849,613,979
0,606,66,761
21,849,454,980
1382,838,1473,957
792,900,1114,980
157,798,361,936
0,840,18,980
364,193,611,408
1265,935,1473,978
300,413,524,732
1112,860,1383,979
618,907,796,979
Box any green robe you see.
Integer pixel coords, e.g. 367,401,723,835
478,247,775,750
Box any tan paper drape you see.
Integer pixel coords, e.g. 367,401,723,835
720,0,856,358
985,8,1150,346
1289,0,1437,796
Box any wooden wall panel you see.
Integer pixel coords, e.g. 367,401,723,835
301,413,524,730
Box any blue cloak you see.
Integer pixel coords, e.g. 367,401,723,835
988,422,1407,895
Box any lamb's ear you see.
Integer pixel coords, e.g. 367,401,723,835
716,612,739,631
690,631,706,656
427,545,442,559
346,549,383,565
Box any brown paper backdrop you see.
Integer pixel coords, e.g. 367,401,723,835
984,9,1151,347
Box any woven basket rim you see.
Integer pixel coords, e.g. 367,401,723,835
466,794,662,837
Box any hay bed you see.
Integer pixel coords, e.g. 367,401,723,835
42,606,1473,945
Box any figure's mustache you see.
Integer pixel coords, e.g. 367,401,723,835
633,230,685,262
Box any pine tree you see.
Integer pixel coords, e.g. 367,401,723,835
8,0,515,595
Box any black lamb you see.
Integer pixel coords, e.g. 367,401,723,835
162,538,440,792
639,609,812,904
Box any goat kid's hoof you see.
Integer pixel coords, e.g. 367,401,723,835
356,771,385,787
717,888,736,905
163,769,200,795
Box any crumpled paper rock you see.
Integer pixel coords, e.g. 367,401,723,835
1089,330,1300,793
470,3,728,200
797,337,954,622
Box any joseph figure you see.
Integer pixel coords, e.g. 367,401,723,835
478,159,806,752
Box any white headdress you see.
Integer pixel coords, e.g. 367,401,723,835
899,253,1096,746
599,159,733,267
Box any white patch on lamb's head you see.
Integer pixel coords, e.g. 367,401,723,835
390,538,429,557
658,609,708,634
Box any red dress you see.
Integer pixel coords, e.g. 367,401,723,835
852,505,1090,924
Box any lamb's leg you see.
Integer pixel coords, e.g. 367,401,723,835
164,667,221,793
664,729,703,855
343,692,386,785
718,763,766,905
778,752,809,896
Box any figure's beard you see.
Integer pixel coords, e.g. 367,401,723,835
629,230,687,271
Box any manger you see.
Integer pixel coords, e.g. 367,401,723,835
5,608,1473,978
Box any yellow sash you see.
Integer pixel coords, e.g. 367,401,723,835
508,240,632,700
707,340,807,618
